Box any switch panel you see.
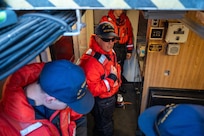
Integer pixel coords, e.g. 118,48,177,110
151,19,159,27
165,23,189,43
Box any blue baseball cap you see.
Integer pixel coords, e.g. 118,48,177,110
138,104,204,136
39,60,94,114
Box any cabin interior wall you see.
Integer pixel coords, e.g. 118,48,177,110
141,11,204,112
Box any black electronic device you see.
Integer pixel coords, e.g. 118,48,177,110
147,87,204,108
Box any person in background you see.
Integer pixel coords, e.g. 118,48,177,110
79,22,121,136
0,60,94,136
138,104,204,136
100,9,134,93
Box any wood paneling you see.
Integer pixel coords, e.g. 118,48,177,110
141,11,204,111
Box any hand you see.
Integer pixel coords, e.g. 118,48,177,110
110,65,117,76
126,53,132,59
113,80,118,87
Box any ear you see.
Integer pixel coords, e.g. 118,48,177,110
45,95,56,104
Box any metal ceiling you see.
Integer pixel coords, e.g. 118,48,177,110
0,0,204,10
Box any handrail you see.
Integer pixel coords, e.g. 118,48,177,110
63,9,86,36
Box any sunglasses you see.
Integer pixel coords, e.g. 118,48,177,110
100,37,116,42
154,104,176,136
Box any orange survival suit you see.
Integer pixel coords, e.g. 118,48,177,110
0,63,82,136
100,10,134,53
79,34,121,98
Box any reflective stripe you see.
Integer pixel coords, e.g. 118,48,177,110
72,127,76,136
112,49,115,53
127,44,134,47
20,122,43,136
98,54,107,64
86,49,108,65
103,79,110,91
68,110,70,124
86,48,93,55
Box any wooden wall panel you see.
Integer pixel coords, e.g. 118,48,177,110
141,12,204,111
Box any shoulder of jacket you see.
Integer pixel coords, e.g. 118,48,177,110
85,49,109,66
106,16,113,21
100,15,109,22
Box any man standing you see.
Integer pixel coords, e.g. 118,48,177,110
100,10,134,92
79,22,121,136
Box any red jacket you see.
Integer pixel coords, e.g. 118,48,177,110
100,10,134,53
0,63,82,136
79,35,121,98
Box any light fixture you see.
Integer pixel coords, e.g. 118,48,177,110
142,10,186,19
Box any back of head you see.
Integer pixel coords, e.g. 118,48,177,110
138,104,204,136
39,60,94,114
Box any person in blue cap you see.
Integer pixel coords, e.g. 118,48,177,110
0,59,94,136
138,104,204,136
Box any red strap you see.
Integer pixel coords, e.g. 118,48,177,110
60,108,69,136
59,107,76,136
49,110,60,122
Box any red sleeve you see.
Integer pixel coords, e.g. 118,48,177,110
84,60,113,97
126,17,134,45
2,63,45,98
125,17,134,53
